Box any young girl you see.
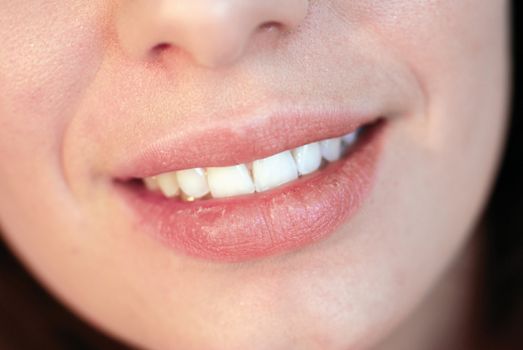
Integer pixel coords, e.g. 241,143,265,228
0,1,520,349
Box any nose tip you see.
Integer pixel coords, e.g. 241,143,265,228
117,0,309,68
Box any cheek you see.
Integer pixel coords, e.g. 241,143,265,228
345,0,507,89
352,0,509,170
0,2,111,278
367,0,509,247
0,1,108,172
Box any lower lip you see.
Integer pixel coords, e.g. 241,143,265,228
117,121,386,262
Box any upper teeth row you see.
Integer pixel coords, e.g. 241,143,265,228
143,130,361,201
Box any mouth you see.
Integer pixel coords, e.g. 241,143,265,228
114,112,387,262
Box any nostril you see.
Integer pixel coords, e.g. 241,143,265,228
258,21,282,32
152,42,172,53
150,42,182,60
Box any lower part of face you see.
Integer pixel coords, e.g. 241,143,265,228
0,1,509,349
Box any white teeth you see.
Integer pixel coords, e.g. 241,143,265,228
207,164,255,199
252,150,299,192
292,142,322,176
144,176,160,191
155,172,179,197
176,168,210,199
342,130,359,147
143,127,364,200
320,137,342,162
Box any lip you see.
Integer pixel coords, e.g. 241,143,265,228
115,115,387,262
113,109,383,180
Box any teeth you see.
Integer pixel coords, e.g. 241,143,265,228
142,127,364,200
207,164,255,198
292,142,322,176
144,176,160,191
155,172,179,197
342,129,359,147
320,137,342,162
252,150,298,192
176,168,210,199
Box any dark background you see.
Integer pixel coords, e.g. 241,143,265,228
483,1,523,348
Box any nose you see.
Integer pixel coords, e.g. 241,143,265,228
117,0,309,68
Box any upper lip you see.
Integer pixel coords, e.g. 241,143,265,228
88,48,422,183
112,106,384,180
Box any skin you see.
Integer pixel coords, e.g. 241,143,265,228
0,1,509,349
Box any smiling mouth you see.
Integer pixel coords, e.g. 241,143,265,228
114,114,387,263
136,126,365,202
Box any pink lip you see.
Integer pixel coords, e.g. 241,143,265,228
113,110,382,179
115,118,386,262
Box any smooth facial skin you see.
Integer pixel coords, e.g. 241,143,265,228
0,1,509,349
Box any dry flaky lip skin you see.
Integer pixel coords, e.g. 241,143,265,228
116,121,386,262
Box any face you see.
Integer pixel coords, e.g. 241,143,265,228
0,1,509,349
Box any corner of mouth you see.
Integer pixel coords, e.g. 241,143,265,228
114,117,388,262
